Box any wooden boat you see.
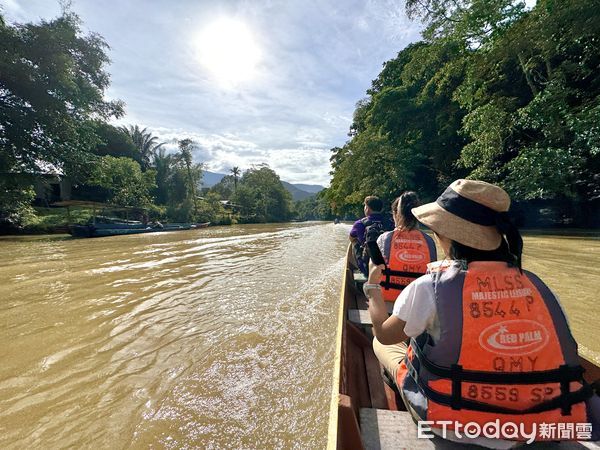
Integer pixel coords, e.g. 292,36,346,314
54,201,198,238
69,222,194,238
159,223,193,231
191,222,211,228
69,224,149,238
327,245,600,449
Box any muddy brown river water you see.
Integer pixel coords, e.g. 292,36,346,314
0,223,597,448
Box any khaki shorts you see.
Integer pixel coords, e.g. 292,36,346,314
372,337,408,383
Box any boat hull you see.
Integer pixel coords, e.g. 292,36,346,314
68,223,194,238
329,244,600,449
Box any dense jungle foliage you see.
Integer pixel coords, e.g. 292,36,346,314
323,0,600,225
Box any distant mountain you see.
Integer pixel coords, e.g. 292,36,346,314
281,181,314,201
202,170,324,201
202,171,226,187
291,183,324,194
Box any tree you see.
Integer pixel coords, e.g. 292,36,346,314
119,125,164,171
230,166,241,191
92,122,139,161
327,0,600,222
232,165,292,222
87,156,156,207
175,138,202,215
210,174,235,200
451,0,600,199
0,11,124,227
404,0,527,46
152,146,173,205
293,193,334,221
0,11,124,176
0,176,35,230
327,40,467,215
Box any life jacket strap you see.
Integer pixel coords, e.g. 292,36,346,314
404,349,593,415
410,338,585,384
560,364,572,415
380,269,424,290
451,364,463,410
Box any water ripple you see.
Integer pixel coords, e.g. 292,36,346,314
0,223,351,449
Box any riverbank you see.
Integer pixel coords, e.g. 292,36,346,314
4,220,599,238
10,206,92,235
1,206,266,236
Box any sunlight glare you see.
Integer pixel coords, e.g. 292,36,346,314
195,18,261,87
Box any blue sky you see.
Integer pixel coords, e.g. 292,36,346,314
1,0,422,185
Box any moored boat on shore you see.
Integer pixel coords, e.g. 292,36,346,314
68,222,195,238
52,201,203,238
191,222,210,228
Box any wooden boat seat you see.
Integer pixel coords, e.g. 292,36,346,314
348,305,394,326
360,408,477,449
353,271,368,283
359,408,600,450
349,309,372,325
360,408,600,450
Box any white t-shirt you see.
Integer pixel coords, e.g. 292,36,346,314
391,274,440,342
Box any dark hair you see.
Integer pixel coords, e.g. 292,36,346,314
364,196,383,213
448,215,523,270
391,191,419,230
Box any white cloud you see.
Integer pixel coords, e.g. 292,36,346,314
0,0,22,17
3,0,422,186
144,126,332,186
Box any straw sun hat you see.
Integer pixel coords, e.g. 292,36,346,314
411,179,511,251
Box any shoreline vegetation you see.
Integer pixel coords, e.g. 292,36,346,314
2,0,599,237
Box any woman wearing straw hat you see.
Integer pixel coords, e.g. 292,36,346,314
363,179,599,447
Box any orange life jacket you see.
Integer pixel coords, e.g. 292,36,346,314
397,261,595,441
379,229,436,302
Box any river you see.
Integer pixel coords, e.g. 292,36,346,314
0,223,598,448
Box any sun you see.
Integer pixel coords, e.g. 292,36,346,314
195,18,261,87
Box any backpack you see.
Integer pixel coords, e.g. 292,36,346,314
354,216,392,274
362,218,386,260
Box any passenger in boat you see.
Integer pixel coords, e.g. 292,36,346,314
363,179,599,447
349,196,392,276
376,191,437,302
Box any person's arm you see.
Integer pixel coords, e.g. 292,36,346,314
366,262,409,345
349,220,364,243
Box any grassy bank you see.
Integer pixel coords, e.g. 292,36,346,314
21,207,94,234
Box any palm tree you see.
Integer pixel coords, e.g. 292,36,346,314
120,125,164,171
230,166,241,191
152,146,173,205
177,138,200,215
